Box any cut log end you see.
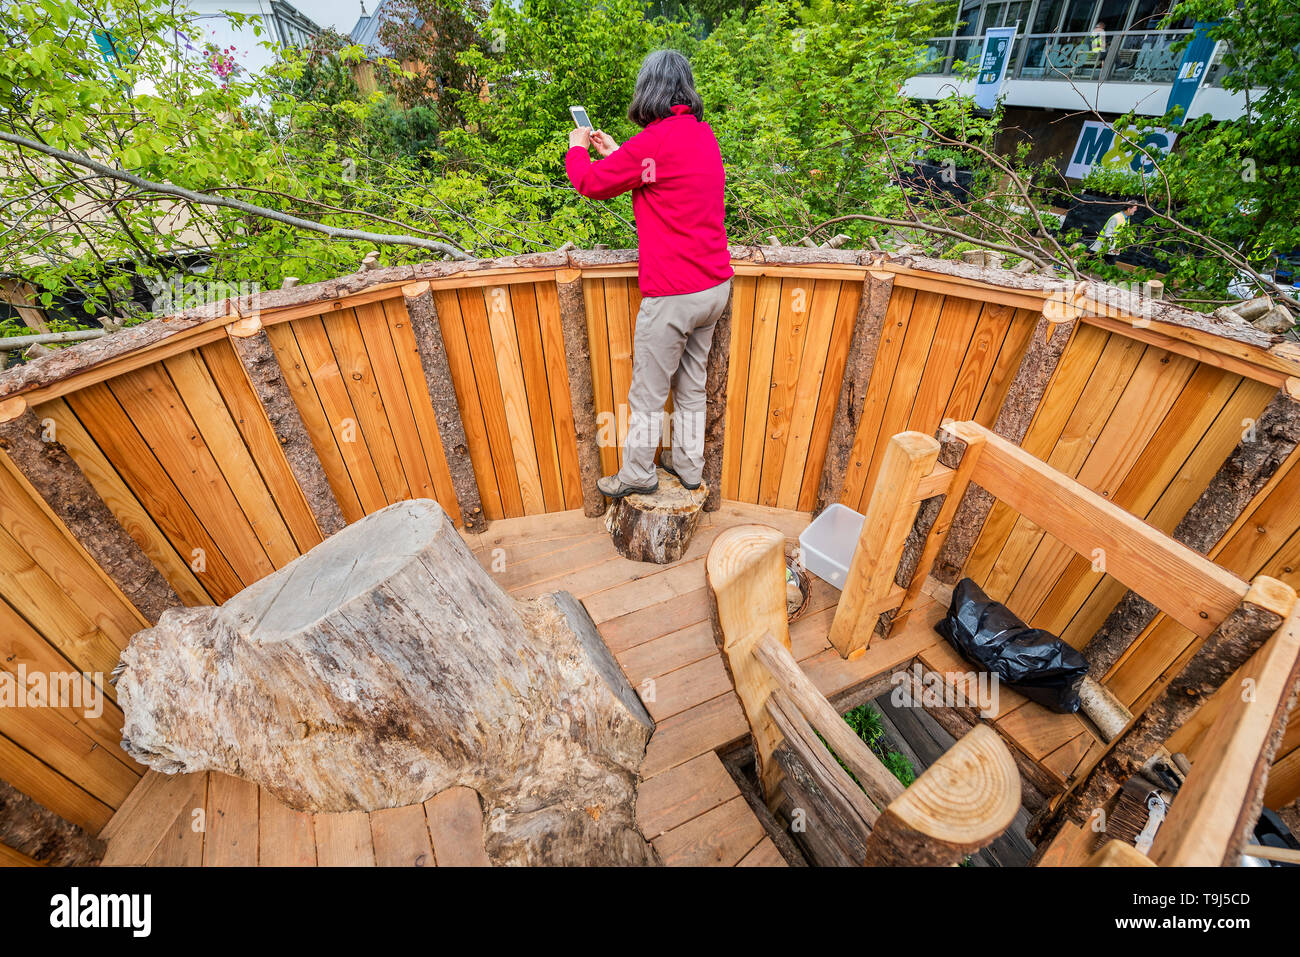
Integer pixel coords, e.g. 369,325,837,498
863,724,1020,865
605,468,708,564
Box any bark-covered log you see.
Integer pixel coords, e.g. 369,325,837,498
556,275,606,518
816,273,893,513
115,499,655,866
936,315,1076,582
605,469,707,564
229,330,347,537
401,283,486,531
0,409,180,622
0,778,104,866
702,288,734,512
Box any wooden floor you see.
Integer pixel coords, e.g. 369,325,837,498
100,500,1093,866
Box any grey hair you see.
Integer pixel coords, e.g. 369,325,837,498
627,49,704,128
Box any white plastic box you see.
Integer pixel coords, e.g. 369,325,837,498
798,503,865,590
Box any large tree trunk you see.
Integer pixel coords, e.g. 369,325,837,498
115,499,656,866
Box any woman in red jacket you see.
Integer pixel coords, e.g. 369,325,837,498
566,49,733,498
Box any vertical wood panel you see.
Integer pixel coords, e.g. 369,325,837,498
458,287,524,517
535,282,584,509
721,276,758,500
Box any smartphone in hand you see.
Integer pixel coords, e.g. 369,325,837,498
569,105,593,129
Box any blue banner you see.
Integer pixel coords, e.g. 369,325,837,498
1165,21,1219,126
974,27,1018,111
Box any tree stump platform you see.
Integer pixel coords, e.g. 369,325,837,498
605,468,708,564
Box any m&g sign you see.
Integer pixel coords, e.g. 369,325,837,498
1065,121,1178,179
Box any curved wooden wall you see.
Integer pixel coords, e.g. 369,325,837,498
0,248,1297,835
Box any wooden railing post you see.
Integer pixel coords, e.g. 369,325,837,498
1033,575,1296,845
1149,602,1300,866
706,524,792,805
861,724,1020,866
829,431,940,658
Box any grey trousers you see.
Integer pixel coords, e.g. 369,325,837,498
618,278,732,487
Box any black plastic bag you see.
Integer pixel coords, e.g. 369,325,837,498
935,578,1089,714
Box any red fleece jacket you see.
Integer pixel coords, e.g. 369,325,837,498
566,105,732,298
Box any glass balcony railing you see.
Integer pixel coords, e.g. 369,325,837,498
916,29,1202,86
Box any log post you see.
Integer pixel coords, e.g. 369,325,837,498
555,272,606,517
1150,603,1300,866
1035,576,1296,842
401,281,487,531
829,431,940,659
816,271,894,513
605,468,707,564
707,524,793,805
887,425,986,636
228,329,348,538
861,724,1020,866
936,312,1075,582
701,287,734,512
0,409,180,622
115,499,655,866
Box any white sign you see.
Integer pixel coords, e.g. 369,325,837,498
1065,121,1178,179
974,26,1018,110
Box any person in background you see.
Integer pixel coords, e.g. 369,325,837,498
565,49,733,499
1091,202,1138,265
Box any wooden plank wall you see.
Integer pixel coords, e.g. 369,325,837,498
0,448,149,834
3,262,1300,838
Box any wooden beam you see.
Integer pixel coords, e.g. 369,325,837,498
754,632,904,811
706,524,793,805
0,408,180,622
765,689,880,832
555,275,605,517
829,431,940,658
401,282,487,531
229,329,348,537
936,314,1075,582
701,285,734,512
1043,576,1295,838
816,272,894,513
944,420,1249,638
861,724,1020,866
1084,840,1156,867
1150,603,1300,866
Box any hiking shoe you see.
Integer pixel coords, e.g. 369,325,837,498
597,474,658,499
658,451,702,490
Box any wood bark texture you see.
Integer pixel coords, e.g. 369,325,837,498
115,499,656,865
605,469,707,564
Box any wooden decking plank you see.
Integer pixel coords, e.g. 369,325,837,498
599,587,711,654
423,786,490,867
640,693,749,779
616,620,716,685
313,811,375,867
370,804,435,867
651,795,765,866
145,773,207,866
639,654,734,723
203,772,260,866
258,788,316,866
737,836,788,866
635,751,741,839
101,771,204,865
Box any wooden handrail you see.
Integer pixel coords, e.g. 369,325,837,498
754,632,903,810
941,420,1248,638
1149,602,1300,866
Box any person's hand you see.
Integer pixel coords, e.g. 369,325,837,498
591,129,619,158
569,126,591,150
